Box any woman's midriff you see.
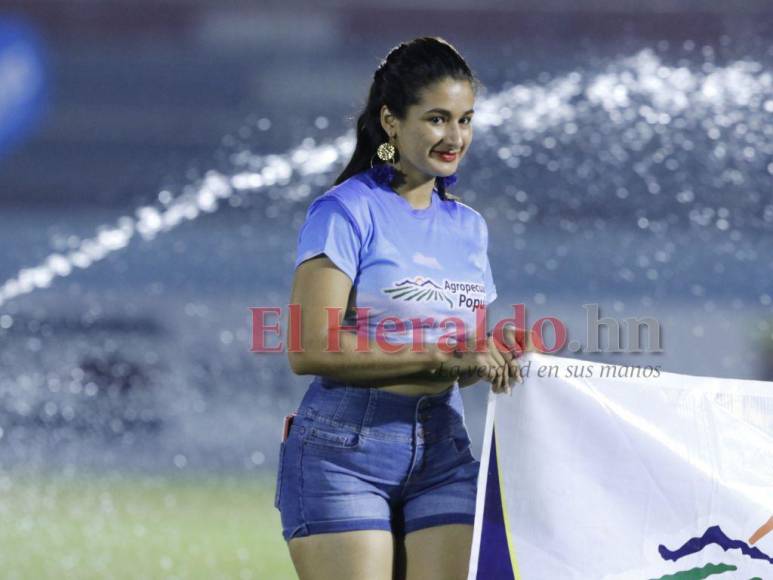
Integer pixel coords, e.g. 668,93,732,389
319,370,458,396
378,382,456,396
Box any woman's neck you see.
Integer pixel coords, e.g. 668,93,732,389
391,167,435,210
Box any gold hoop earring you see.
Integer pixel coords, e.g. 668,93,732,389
376,141,396,163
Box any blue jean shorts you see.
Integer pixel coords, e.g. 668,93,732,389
274,377,480,542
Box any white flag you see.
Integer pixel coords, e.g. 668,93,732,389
468,352,773,580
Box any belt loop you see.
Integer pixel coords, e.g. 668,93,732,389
331,385,352,423
361,387,377,433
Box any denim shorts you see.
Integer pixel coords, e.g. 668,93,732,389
274,377,480,542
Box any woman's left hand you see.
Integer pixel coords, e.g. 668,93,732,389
491,325,533,394
456,325,531,392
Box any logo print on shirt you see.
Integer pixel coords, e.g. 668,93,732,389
382,276,454,308
382,276,487,311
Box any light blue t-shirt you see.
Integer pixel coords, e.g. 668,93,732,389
294,169,497,347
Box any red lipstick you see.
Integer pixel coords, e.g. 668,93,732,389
433,151,458,162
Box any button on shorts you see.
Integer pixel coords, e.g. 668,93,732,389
273,377,480,542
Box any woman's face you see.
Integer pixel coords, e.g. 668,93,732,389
382,77,475,186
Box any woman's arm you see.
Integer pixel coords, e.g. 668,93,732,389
456,325,534,389
457,374,481,389
287,255,457,382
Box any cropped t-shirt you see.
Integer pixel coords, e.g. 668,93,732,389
294,169,497,347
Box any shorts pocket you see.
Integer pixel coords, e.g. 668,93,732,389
304,424,360,449
274,441,286,509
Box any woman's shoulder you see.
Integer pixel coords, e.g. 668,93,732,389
313,171,373,208
441,193,486,228
303,171,375,236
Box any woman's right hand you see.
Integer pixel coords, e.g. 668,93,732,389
437,334,516,394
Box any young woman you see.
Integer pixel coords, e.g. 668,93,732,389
276,37,525,580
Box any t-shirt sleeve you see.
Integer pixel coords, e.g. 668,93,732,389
294,197,362,283
482,220,497,305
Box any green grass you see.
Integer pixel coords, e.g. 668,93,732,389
0,471,295,579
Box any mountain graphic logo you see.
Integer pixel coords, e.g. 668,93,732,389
382,277,454,308
650,517,773,580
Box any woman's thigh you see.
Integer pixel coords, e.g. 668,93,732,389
404,523,473,580
288,529,395,580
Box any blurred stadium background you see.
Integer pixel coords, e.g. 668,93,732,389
0,1,770,578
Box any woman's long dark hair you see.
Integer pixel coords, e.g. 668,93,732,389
334,37,480,200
